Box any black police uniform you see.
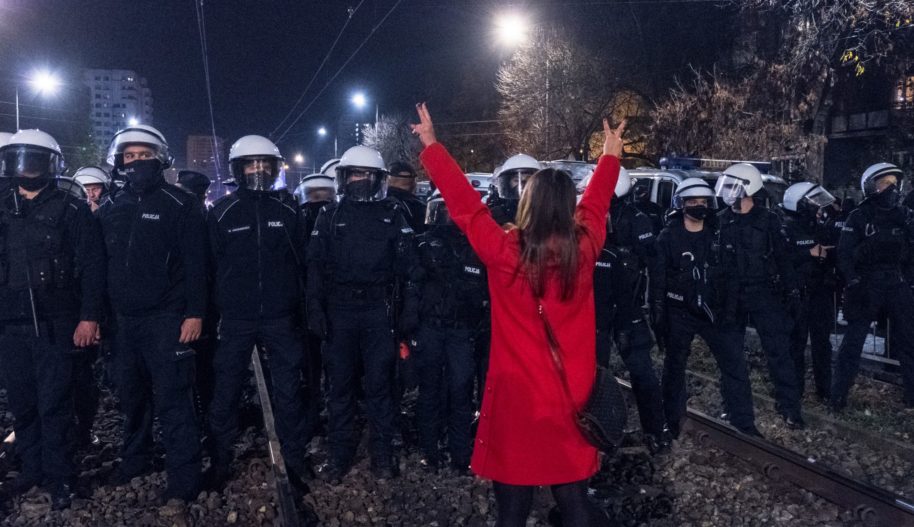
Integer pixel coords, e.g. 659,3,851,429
632,196,664,235
387,186,427,234
486,196,517,227
650,214,756,436
97,181,207,500
414,224,487,468
306,198,420,474
781,210,838,401
716,204,803,421
595,199,666,442
833,198,914,408
300,199,331,433
0,183,105,494
207,188,312,478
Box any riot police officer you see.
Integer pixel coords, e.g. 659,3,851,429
650,178,759,438
781,182,839,402
413,192,487,472
833,163,914,410
206,135,312,487
714,163,804,428
387,160,427,234
488,154,539,226
306,145,420,482
294,167,337,234
175,170,212,205
0,130,106,508
97,124,206,501
73,165,111,212
594,169,667,452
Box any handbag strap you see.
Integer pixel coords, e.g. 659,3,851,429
537,302,578,410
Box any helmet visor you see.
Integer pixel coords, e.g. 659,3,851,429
305,185,335,203
803,186,836,209
496,168,536,200
106,133,170,168
714,175,748,206
1,146,63,178
425,199,452,226
337,167,387,201
232,157,280,191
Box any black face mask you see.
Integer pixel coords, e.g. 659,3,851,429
345,179,375,201
122,158,163,194
684,205,709,221
874,184,899,209
15,175,50,192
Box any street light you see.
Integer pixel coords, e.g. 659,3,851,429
351,92,367,110
15,69,63,129
494,12,529,47
293,153,305,165
317,127,327,137
128,117,139,126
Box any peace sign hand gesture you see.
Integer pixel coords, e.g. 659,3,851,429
411,102,437,148
603,118,627,158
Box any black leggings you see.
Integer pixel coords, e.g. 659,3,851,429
493,479,607,527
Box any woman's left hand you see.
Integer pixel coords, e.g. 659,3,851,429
411,102,437,147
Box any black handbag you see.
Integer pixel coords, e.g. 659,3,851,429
537,303,628,453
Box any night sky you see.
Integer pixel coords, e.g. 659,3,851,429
0,0,735,166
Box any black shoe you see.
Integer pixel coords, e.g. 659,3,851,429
49,483,73,511
5,473,42,496
370,456,399,480
315,460,350,484
736,425,764,439
784,413,806,430
287,459,315,492
645,434,671,456
449,460,471,476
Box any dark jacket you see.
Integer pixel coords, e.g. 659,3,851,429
716,205,798,293
0,183,105,321
416,225,487,326
208,189,307,320
837,199,914,283
781,212,838,291
650,215,723,321
97,182,207,318
387,187,427,234
306,198,419,310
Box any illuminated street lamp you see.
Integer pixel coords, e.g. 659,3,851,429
351,92,367,110
129,117,139,126
317,126,327,137
293,153,305,165
15,69,63,129
494,12,529,47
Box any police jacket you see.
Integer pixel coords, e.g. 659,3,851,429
632,198,664,235
650,215,725,321
301,200,329,238
781,212,837,291
608,199,655,266
97,182,207,318
306,197,419,308
209,189,307,320
593,239,627,330
837,199,914,283
416,225,487,326
387,187,427,234
486,197,517,227
0,183,105,322
716,205,797,292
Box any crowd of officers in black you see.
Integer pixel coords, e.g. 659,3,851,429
0,125,912,512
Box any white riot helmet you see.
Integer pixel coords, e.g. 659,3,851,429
320,158,340,177
579,167,631,198
672,177,715,209
229,135,283,192
714,163,763,206
106,124,172,169
860,162,903,196
73,166,111,188
0,132,13,147
0,130,65,190
293,173,336,204
494,153,540,200
425,193,453,226
336,145,387,201
782,181,835,214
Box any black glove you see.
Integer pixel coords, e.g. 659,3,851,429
649,301,667,338
307,308,328,340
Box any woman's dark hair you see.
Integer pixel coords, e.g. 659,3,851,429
515,168,580,301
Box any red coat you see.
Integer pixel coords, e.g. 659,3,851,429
419,143,620,485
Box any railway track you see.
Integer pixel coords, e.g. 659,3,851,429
617,378,914,527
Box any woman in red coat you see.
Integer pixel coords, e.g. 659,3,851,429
413,103,624,526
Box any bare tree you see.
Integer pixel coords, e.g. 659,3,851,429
496,29,624,161
363,112,421,173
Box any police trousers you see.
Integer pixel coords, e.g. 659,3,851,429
788,286,834,400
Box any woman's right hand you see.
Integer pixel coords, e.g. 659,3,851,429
602,118,627,158
411,102,437,148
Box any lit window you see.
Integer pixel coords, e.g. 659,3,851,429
896,75,914,107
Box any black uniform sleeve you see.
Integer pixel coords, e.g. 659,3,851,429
69,201,106,321
648,227,670,304
306,207,331,313
394,210,421,325
181,199,208,318
780,220,808,278
837,210,863,283
632,211,656,263
770,211,799,291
